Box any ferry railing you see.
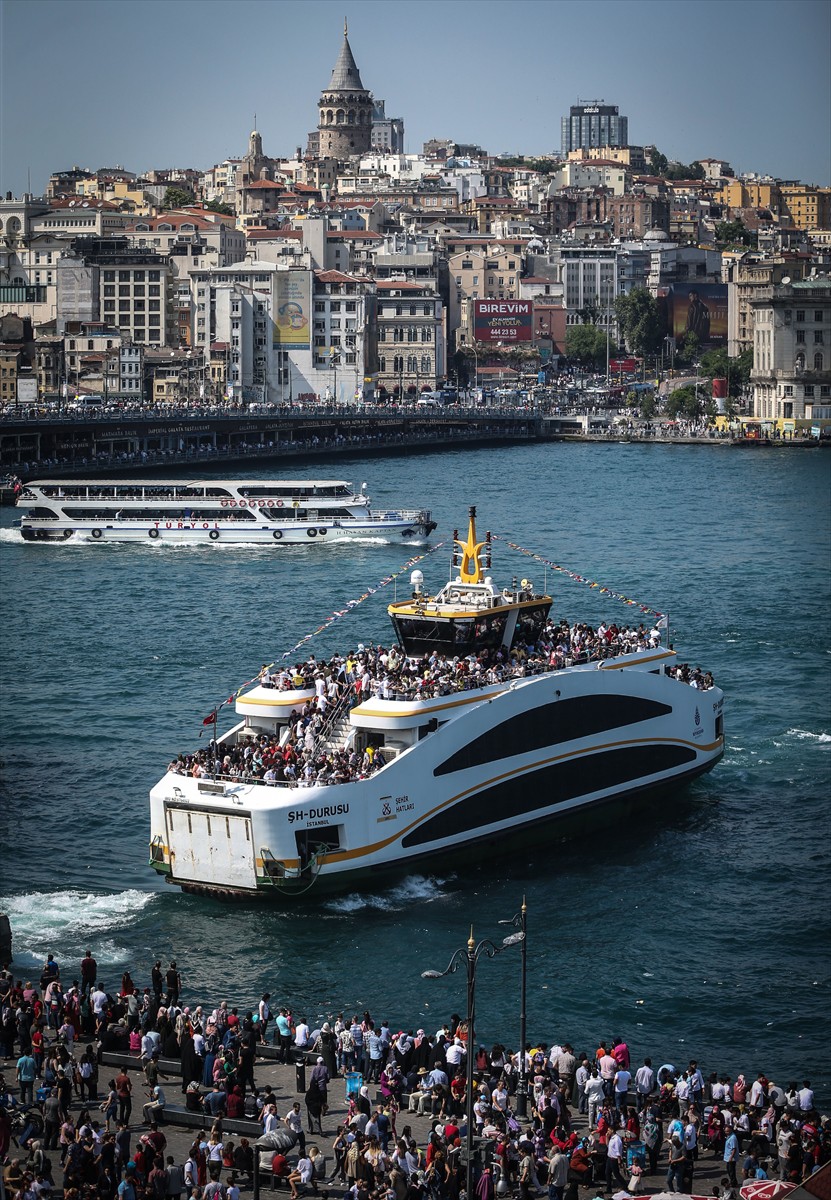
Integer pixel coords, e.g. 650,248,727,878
172,651,710,792
308,685,356,758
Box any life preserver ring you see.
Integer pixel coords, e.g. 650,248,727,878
307,528,317,538
318,527,327,535
209,529,220,540
276,499,284,508
267,499,274,508
63,529,73,540
91,528,103,539
272,530,283,540
149,529,160,539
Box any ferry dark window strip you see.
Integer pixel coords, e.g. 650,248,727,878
406,744,698,847
434,695,673,776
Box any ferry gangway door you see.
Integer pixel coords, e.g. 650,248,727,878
165,804,256,891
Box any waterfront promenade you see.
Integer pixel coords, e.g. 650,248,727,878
0,402,823,489
1,950,827,1200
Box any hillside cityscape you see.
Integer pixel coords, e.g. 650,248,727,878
1,22,830,431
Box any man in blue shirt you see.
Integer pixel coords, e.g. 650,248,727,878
16,1051,37,1104
365,1027,383,1082
723,1131,739,1187
274,1009,292,1063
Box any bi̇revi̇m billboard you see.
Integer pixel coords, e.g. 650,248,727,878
473,299,533,343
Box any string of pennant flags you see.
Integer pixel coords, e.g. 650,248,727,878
201,533,666,728
489,533,667,623
201,541,446,727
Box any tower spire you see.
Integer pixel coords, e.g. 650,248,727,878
344,16,348,36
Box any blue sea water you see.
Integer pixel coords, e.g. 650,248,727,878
1,441,829,1102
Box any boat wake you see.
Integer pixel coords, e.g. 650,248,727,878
322,874,451,914
785,728,831,744
0,888,156,967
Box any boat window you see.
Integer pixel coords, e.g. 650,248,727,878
392,617,462,656
205,488,233,497
434,695,673,776
512,603,552,648
27,507,59,519
407,744,698,846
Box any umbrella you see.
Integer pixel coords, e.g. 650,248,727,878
740,1182,797,1200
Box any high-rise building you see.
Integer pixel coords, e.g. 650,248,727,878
371,100,405,154
317,21,373,160
561,102,628,156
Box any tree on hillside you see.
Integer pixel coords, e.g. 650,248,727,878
206,198,234,216
648,148,668,176
615,288,663,356
565,324,609,367
715,218,754,247
665,385,701,419
678,331,700,364
699,347,753,396
162,186,194,210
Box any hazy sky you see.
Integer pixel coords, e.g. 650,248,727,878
1,0,829,196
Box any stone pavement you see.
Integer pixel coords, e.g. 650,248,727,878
1,1045,733,1198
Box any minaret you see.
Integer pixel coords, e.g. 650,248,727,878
317,20,373,159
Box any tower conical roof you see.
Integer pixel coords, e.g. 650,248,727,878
327,27,365,91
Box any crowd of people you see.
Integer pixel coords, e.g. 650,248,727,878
165,618,715,790
1,951,827,1200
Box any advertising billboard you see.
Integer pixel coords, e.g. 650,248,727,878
473,299,533,343
668,283,728,347
273,272,311,349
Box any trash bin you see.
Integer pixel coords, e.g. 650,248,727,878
296,1060,306,1093
345,1071,363,1101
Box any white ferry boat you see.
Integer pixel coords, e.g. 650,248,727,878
15,479,436,544
148,508,725,899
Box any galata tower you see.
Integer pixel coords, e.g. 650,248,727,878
317,20,373,159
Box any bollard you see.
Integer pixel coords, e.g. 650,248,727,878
296,1060,306,1093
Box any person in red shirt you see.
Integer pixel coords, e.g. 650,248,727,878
612,1039,630,1070
226,1086,244,1119
31,1026,44,1076
271,1151,290,1188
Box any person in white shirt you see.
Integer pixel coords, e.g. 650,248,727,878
294,1020,310,1048
614,1067,632,1111
675,1074,691,1116
584,1068,605,1128
576,1061,590,1114
635,1059,655,1112
798,1081,815,1112
91,987,108,1017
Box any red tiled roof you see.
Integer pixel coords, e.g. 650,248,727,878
315,269,362,283
49,197,119,210
244,180,284,189
246,228,303,239
326,230,383,239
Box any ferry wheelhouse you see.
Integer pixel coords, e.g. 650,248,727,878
148,508,725,899
15,479,436,544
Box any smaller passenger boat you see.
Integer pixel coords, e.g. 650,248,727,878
15,478,436,544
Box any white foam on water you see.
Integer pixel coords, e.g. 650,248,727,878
785,728,831,744
0,889,155,965
323,874,448,914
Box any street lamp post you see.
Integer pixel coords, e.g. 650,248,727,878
499,897,528,1117
422,925,525,1200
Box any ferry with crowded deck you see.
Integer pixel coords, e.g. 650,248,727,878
148,507,725,899
15,478,436,544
